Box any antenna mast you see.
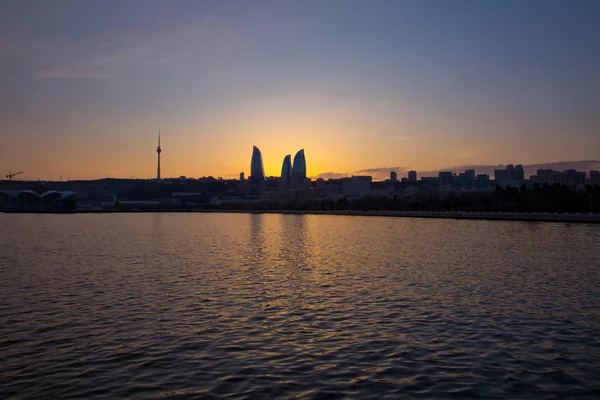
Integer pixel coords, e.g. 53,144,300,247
156,129,162,180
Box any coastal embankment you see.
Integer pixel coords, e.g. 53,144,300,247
201,209,600,223
2,208,600,223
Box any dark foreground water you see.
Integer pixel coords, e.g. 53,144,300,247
1,213,600,399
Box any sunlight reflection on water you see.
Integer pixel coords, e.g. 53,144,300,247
1,213,600,399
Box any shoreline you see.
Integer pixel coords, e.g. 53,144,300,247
2,208,600,223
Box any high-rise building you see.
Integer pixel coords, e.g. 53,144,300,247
239,172,245,181
438,171,454,186
281,155,292,183
465,169,475,186
515,164,525,180
291,149,307,180
577,171,587,186
589,170,600,184
390,171,398,182
408,170,417,181
155,130,162,180
506,164,516,179
250,146,266,182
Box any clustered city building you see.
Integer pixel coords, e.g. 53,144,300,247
229,152,600,205
414,164,597,191
2,140,600,211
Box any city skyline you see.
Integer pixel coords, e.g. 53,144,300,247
1,1,599,181
3,130,600,183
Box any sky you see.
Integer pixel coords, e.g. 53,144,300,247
1,0,599,181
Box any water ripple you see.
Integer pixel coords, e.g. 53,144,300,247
1,213,600,399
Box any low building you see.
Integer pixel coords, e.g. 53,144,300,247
536,169,555,185
561,169,586,189
495,169,509,182
0,190,77,210
0,191,19,208
265,187,316,204
172,192,205,207
342,176,372,197
475,174,490,188
590,170,600,185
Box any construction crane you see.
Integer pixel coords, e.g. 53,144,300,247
6,170,23,180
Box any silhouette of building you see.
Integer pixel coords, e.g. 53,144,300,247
281,155,292,183
590,170,600,185
515,164,525,180
420,176,439,186
438,171,454,186
291,149,307,181
156,130,162,180
506,164,516,179
0,190,77,210
240,172,245,181
496,165,525,187
408,170,417,181
476,174,490,188
250,146,266,182
390,171,398,182
342,176,372,197
561,169,586,188
552,171,562,184
495,169,509,182
465,169,475,186
536,169,555,184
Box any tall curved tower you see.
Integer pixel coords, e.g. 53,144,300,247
291,149,306,180
281,155,292,183
250,146,266,182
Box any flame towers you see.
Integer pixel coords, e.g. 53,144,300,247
281,155,292,183
250,146,266,182
248,146,306,184
291,149,307,180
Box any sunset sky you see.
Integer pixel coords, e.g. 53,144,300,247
1,0,599,181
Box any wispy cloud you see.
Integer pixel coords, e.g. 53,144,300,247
356,166,406,174
313,167,405,180
355,166,406,179
34,12,218,80
35,36,167,79
312,172,350,180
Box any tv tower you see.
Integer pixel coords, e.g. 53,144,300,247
156,129,162,180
